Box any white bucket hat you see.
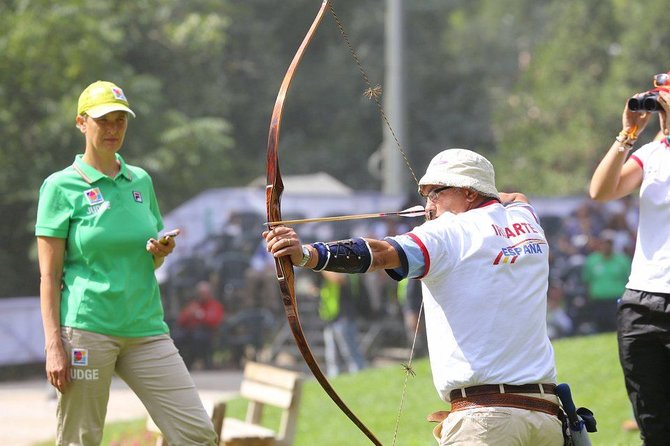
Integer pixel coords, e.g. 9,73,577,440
418,148,500,200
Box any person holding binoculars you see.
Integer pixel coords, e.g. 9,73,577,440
590,72,670,446
627,71,670,113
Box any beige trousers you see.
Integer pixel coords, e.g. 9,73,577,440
433,394,563,446
57,327,217,446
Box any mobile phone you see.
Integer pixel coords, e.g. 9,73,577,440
159,229,181,244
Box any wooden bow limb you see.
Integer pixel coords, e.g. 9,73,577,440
265,205,426,226
265,1,382,444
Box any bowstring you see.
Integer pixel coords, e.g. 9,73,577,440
329,4,424,445
329,4,419,187
392,300,424,445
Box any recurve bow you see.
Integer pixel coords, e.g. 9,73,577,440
265,1,383,445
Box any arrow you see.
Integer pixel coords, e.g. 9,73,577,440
265,205,426,226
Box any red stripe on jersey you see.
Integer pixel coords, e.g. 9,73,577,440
407,233,430,279
630,154,643,169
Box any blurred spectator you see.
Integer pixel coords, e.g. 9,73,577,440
244,240,280,312
397,278,427,356
561,200,605,255
550,235,588,333
360,270,390,319
546,281,574,339
358,218,414,319
173,280,225,369
219,307,275,367
319,271,366,377
604,212,636,257
222,213,244,240
581,230,631,333
620,194,640,234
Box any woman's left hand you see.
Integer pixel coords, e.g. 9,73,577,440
146,234,176,259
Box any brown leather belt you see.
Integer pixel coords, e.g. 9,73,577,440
450,393,561,417
449,383,556,400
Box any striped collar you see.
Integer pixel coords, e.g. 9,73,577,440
476,198,500,209
72,154,133,184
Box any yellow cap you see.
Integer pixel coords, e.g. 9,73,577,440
77,81,136,118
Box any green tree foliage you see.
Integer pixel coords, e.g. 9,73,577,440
492,0,670,194
405,0,551,172
2,0,669,296
1,0,235,295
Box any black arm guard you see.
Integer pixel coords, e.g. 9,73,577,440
311,237,373,274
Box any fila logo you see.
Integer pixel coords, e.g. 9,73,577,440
132,191,143,203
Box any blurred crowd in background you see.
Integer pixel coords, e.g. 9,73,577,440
160,196,636,373
546,196,636,340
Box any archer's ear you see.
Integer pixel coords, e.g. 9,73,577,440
463,188,480,202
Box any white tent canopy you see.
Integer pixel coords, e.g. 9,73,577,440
247,172,353,196
156,182,409,283
0,298,44,366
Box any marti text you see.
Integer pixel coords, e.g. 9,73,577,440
491,222,540,239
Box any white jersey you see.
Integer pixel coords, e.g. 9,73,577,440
627,139,670,293
387,200,556,402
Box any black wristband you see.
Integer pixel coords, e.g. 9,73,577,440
312,242,330,271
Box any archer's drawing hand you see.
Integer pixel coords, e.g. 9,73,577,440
499,192,529,204
263,226,303,265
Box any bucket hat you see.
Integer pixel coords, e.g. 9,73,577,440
418,148,499,200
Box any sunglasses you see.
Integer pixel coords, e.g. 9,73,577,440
653,73,670,87
422,186,452,203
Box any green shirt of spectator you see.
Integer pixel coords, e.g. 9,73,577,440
582,233,632,301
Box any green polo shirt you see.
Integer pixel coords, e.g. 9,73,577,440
582,251,632,301
35,154,169,337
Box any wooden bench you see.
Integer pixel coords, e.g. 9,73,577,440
146,399,226,446
146,362,303,446
220,362,303,446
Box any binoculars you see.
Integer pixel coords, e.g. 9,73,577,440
627,91,663,113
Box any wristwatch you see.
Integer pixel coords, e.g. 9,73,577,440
297,245,311,267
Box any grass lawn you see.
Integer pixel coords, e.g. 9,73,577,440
36,332,643,445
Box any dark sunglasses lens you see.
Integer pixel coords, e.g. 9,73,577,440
428,187,448,201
